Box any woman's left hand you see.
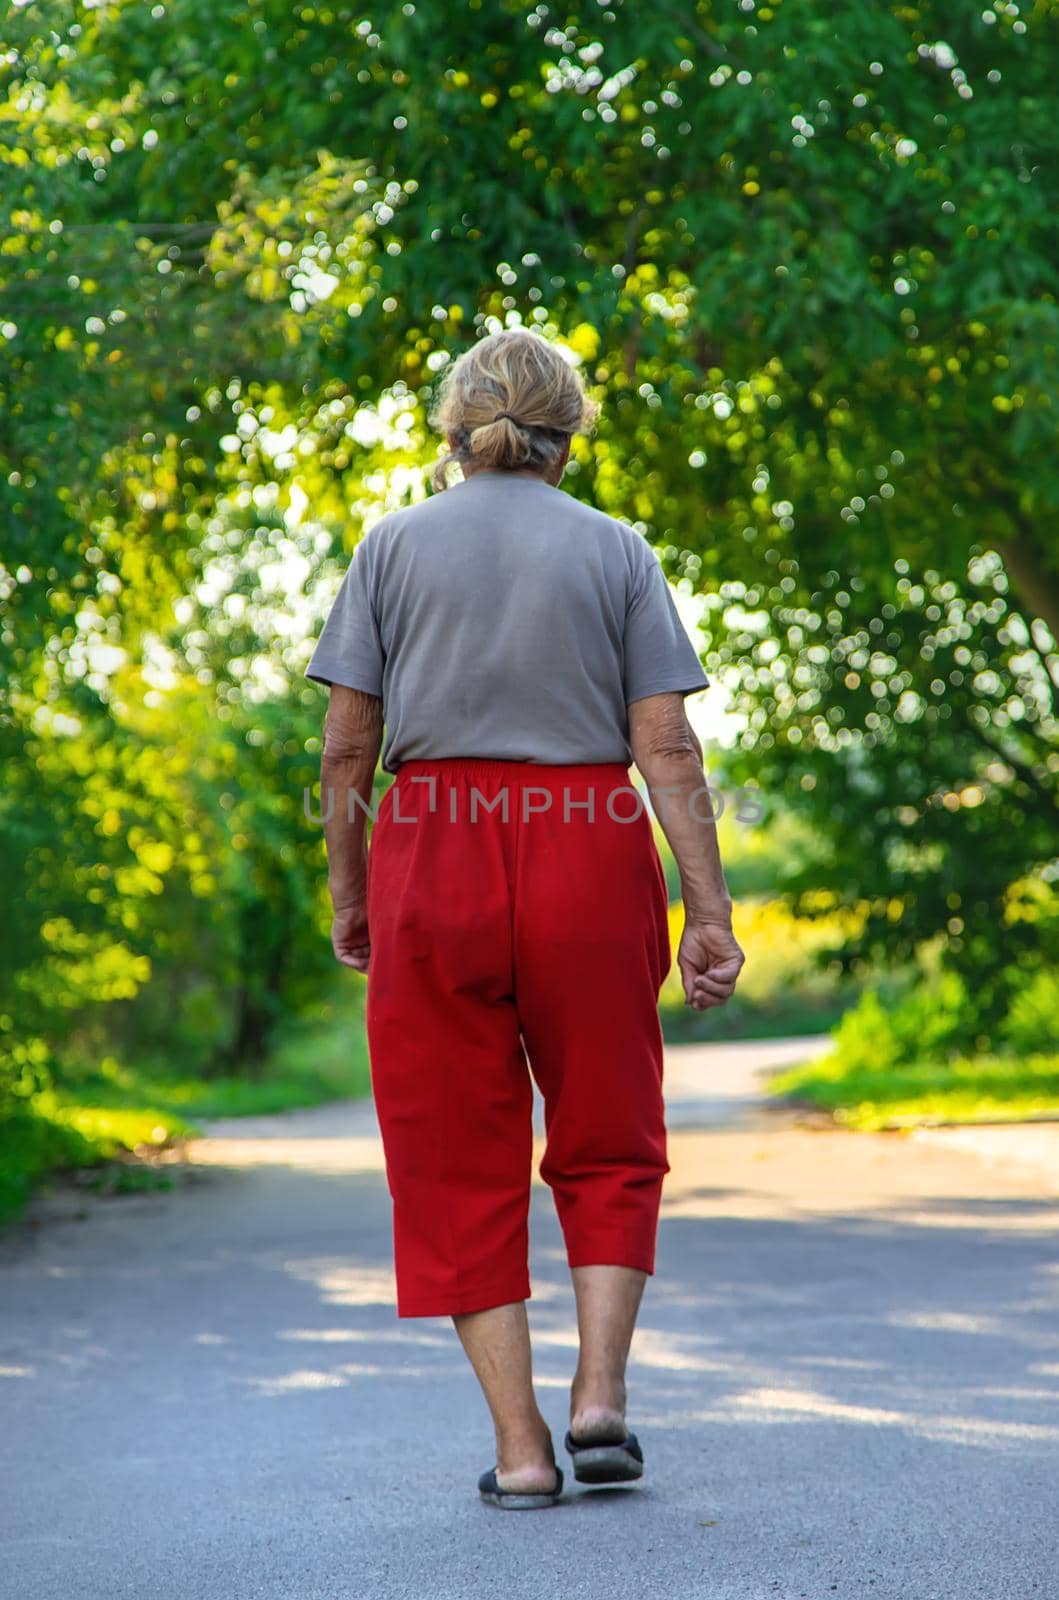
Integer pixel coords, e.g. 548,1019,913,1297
332,902,371,972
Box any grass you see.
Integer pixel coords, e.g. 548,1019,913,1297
0,997,372,1222
661,992,853,1043
768,1050,1059,1130
54,1001,372,1123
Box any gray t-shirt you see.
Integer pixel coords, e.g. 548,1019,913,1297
305,469,709,773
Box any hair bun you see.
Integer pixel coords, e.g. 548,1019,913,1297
428,327,600,493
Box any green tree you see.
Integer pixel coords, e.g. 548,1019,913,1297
2,0,1057,1089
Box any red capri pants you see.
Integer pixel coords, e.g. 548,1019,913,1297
364,758,671,1318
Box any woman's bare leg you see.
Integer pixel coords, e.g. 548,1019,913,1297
569,1265,647,1441
452,1301,557,1491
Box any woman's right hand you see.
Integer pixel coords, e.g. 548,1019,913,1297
332,901,371,973
677,918,745,1011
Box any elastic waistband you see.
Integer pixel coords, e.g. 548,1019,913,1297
393,758,632,787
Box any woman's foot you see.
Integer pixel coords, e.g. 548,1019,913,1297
564,1428,643,1485
494,1421,559,1494
568,1403,628,1446
567,1381,643,1485
478,1464,564,1508
494,1460,561,1494
570,1367,629,1445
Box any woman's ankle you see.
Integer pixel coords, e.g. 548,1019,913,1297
569,1402,627,1443
495,1412,554,1473
569,1369,628,1441
571,1368,626,1418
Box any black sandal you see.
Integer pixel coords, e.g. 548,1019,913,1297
564,1429,644,1484
478,1464,565,1509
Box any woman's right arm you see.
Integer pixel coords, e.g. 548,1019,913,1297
321,683,384,972
629,692,745,1011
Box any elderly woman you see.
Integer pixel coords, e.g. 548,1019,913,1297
307,328,744,1509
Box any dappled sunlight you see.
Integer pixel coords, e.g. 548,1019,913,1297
277,1325,453,1351
6,1126,1059,1600
887,1308,1058,1350
977,1385,1059,1403
886,1206,1059,1234
626,1311,1059,1450
733,1386,908,1427
788,1355,886,1371
662,1126,1059,1236
630,1328,729,1376
646,1273,809,1313
286,1260,397,1309
662,1186,1059,1234
529,1282,567,1305
186,1136,386,1175
701,1386,1059,1448
245,1367,352,1396
244,1359,452,1397
888,1310,1010,1336
526,1326,580,1351
278,1326,376,1343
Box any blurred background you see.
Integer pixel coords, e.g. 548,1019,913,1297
2,1,1057,1219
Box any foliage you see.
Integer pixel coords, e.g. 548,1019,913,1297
1001,968,1059,1054
0,992,370,1221
0,1036,152,1222
660,893,865,1039
654,805,833,902
769,956,1059,1125
810,961,972,1071
709,553,1059,1044
2,1,1058,1196
0,1106,101,1223
54,993,372,1120
769,1049,1059,1130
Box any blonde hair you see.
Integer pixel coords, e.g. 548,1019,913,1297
428,327,600,493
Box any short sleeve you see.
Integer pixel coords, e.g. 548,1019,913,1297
623,546,710,705
305,541,384,697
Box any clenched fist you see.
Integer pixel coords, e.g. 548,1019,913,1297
677,918,745,1011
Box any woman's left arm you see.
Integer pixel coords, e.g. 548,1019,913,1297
320,684,384,972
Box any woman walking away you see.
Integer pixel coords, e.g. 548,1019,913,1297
307,327,744,1509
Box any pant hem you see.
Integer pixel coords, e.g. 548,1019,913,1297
565,1248,656,1276
396,1280,532,1319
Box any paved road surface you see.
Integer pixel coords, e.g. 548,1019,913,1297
3,1036,1058,1600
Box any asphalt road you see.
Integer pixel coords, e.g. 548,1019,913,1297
3,1036,1058,1600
